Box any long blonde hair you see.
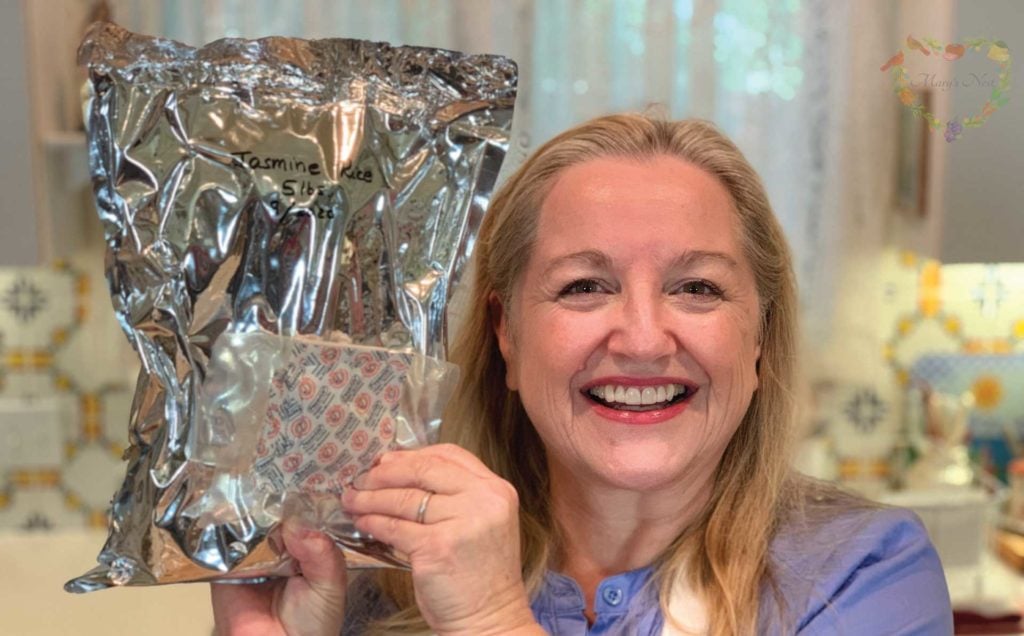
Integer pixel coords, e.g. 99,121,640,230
373,114,801,635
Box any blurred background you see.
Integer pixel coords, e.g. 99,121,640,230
0,0,1022,633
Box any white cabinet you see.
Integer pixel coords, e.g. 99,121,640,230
5,0,97,267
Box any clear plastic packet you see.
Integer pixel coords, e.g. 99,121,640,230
66,22,516,592
184,332,458,570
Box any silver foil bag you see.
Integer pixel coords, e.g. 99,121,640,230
66,22,516,592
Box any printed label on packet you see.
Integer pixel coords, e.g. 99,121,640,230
253,341,411,495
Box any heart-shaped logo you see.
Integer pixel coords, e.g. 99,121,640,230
881,36,1011,142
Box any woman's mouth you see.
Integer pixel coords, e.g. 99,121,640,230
583,383,696,412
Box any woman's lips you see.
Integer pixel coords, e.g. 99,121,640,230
586,396,692,425
581,374,700,423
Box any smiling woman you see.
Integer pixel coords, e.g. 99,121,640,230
445,118,798,634
493,155,762,500
211,115,954,636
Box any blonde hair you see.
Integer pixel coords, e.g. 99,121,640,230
372,114,801,635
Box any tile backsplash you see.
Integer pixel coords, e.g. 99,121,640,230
0,260,136,531
810,250,1024,486
880,251,1024,381
910,353,1024,482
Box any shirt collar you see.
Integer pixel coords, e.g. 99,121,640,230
533,565,658,617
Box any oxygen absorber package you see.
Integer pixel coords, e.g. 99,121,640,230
66,22,516,591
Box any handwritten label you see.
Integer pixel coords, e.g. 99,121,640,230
232,151,323,176
232,150,375,221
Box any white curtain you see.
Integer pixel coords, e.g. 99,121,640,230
106,0,894,342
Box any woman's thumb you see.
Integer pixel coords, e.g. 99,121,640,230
282,520,348,604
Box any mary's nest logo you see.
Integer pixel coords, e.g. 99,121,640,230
881,36,1011,143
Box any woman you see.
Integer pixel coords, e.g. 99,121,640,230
212,115,953,635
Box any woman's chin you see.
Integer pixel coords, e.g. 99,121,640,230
587,451,693,493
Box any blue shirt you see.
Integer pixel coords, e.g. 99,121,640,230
529,506,953,635
343,505,954,635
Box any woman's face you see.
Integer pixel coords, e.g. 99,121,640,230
494,155,763,493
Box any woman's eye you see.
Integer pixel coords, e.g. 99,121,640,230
678,280,723,297
559,278,605,296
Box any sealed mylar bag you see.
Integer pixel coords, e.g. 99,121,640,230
66,22,516,592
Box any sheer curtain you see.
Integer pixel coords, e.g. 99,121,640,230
106,0,889,342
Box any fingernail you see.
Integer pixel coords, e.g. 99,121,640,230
352,472,369,489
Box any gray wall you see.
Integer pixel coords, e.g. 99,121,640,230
942,0,1024,263
0,2,40,266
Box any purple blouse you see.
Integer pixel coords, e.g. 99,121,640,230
343,505,954,635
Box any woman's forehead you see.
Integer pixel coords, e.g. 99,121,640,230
532,155,744,265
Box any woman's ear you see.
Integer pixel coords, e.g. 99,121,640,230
488,291,518,391
754,342,761,390
753,305,765,389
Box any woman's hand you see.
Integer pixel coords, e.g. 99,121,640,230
210,521,347,636
341,444,540,636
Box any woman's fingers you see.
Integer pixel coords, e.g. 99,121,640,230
210,578,278,635
209,521,348,636
347,448,530,634
356,450,470,494
377,443,496,481
280,520,348,602
352,513,429,556
343,487,450,524
273,521,349,634
334,444,536,634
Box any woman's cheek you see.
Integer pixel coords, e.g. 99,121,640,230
541,312,605,356
685,326,758,390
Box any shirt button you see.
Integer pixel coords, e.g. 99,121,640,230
602,586,623,606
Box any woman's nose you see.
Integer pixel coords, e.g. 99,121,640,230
606,291,676,361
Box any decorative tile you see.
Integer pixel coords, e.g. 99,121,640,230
0,263,136,530
2,277,50,323
0,371,62,399
0,268,76,352
850,251,1024,486
842,388,889,434
97,390,133,452
910,353,1024,482
890,317,962,369
881,251,1024,388
62,443,125,513
0,398,62,469
820,383,900,462
0,488,88,531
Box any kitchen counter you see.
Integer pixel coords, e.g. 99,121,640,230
948,549,1024,634
0,530,213,635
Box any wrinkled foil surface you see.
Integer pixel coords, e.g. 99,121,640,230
66,22,516,592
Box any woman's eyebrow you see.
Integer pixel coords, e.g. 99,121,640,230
542,250,612,277
542,249,738,278
670,250,739,270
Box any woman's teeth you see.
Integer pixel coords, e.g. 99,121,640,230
586,384,689,410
